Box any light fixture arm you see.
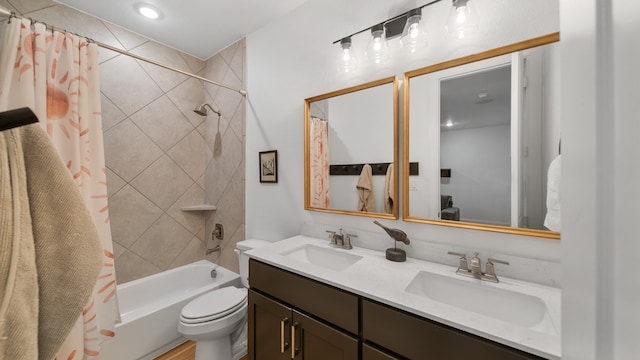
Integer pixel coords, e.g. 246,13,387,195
331,0,443,44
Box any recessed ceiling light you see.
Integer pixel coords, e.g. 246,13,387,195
476,91,493,104
136,4,161,19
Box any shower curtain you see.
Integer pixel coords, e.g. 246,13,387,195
310,117,330,207
0,18,118,359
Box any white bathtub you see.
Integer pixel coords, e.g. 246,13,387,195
99,260,242,360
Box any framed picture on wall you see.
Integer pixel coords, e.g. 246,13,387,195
259,150,278,183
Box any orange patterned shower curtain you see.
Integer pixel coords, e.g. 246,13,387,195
310,116,330,207
0,18,118,359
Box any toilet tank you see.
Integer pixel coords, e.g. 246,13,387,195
235,239,272,287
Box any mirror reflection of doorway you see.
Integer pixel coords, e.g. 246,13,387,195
440,65,512,226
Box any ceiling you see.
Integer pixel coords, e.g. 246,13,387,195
54,0,309,60
440,65,511,131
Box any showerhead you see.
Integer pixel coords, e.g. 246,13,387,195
193,103,221,117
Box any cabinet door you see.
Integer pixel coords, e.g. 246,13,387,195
248,290,291,360
291,310,359,360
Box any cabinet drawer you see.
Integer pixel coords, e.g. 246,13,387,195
363,344,401,360
362,299,544,360
249,259,359,335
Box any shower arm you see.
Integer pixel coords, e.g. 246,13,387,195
203,104,221,117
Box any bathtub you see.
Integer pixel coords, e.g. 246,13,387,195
99,260,242,360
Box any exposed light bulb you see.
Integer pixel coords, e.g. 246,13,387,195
456,8,467,23
365,24,389,65
445,120,454,127
400,9,427,54
409,23,420,38
336,37,358,73
446,0,479,39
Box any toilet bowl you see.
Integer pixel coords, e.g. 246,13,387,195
177,239,272,360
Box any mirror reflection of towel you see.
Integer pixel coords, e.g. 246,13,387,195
384,164,394,214
357,164,376,212
544,155,561,232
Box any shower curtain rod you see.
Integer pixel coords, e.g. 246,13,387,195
0,7,247,96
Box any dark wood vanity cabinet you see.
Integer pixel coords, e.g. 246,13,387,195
248,259,546,360
248,259,358,360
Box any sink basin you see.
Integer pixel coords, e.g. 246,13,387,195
405,271,556,334
281,244,363,271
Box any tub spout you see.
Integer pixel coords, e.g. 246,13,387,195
206,245,221,255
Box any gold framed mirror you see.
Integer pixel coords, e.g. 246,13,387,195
305,76,399,219
402,33,560,239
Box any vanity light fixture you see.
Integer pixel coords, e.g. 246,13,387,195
333,0,479,73
336,37,358,73
445,0,479,39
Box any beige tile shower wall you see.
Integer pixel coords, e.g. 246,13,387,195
202,40,247,274
2,0,218,283
100,35,212,284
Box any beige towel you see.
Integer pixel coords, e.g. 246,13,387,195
0,125,102,360
383,164,395,214
356,164,376,212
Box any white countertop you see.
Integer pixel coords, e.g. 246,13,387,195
247,235,561,359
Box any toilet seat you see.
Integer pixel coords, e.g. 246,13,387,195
180,287,247,324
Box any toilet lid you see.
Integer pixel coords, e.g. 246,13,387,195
181,287,247,324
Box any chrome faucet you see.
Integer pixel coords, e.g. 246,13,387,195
325,228,356,250
447,251,509,283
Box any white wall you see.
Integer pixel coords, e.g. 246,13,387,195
520,45,559,230
246,0,561,264
441,125,511,225
560,0,640,359
327,83,394,212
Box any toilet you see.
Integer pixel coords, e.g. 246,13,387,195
178,239,272,360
